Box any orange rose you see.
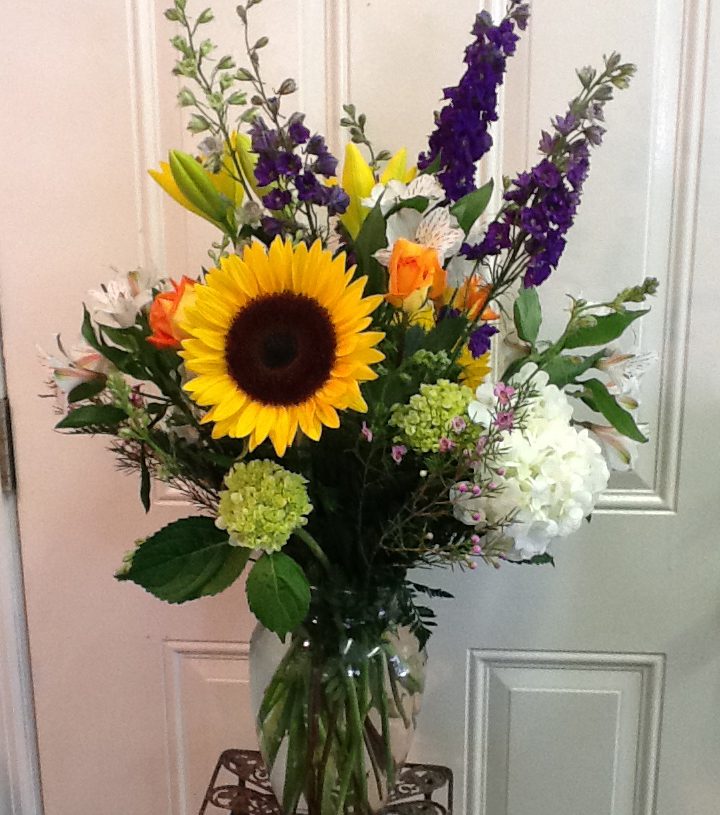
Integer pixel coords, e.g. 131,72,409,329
386,239,447,312
445,277,499,322
148,276,198,349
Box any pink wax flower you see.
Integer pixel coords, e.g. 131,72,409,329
391,444,408,464
438,437,456,453
361,421,373,442
494,410,515,430
451,416,467,433
493,382,516,405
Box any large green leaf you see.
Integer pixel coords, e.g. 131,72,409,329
542,350,606,388
56,404,127,430
581,378,648,442
245,552,310,640
564,309,648,349
418,315,468,353
353,201,388,295
67,378,106,403
514,286,542,345
450,179,494,234
118,516,250,603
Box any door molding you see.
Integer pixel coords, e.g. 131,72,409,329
0,329,43,815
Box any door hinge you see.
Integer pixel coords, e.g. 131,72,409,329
0,396,16,493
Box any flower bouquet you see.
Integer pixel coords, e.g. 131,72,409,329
44,1,657,813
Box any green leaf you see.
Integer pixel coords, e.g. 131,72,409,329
67,378,106,403
514,286,542,345
564,309,648,349
353,201,388,295
56,405,127,430
542,350,605,388
509,553,556,566
81,308,134,371
119,517,250,603
581,378,648,442
245,552,310,640
385,196,430,218
450,179,494,234
418,315,468,354
140,451,151,513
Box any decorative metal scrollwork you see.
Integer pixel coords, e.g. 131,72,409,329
199,750,453,815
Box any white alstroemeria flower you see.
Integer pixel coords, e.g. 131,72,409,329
374,206,465,268
588,422,648,472
598,348,657,407
362,174,445,215
86,268,162,329
38,337,111,411
39,337,110,394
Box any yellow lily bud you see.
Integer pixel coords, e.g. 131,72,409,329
380,148,418,185
340,142,376,239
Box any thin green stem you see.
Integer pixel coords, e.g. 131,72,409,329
294,528,333,574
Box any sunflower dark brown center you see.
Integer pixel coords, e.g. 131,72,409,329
225,292,338,406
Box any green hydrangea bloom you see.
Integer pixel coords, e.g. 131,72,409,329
217,460,312,552
390,379,473,453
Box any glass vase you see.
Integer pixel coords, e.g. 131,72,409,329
249,590,427,815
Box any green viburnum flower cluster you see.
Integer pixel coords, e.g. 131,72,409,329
390,380,473,454
404,350,452,382
216,460,312,552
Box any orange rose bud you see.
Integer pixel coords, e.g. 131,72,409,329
448,277,499,322
147,276,198,349
386,239,446,312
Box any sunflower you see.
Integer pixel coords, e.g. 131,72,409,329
180,238,385,456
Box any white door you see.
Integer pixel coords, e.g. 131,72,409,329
1,1,718,814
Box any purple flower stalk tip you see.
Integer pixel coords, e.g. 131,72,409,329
418,6,529,201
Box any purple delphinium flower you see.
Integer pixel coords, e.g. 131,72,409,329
261,217,285,238
263,188,292,211
288,117,310,146
321,185,350,216
461,117,598,287
458,49,636,288
468,324,498,358
418,3,529,201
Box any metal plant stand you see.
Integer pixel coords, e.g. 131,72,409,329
199,749,454,815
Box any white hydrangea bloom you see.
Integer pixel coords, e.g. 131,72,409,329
468,364,610,560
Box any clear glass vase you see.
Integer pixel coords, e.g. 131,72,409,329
249,589,427,815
